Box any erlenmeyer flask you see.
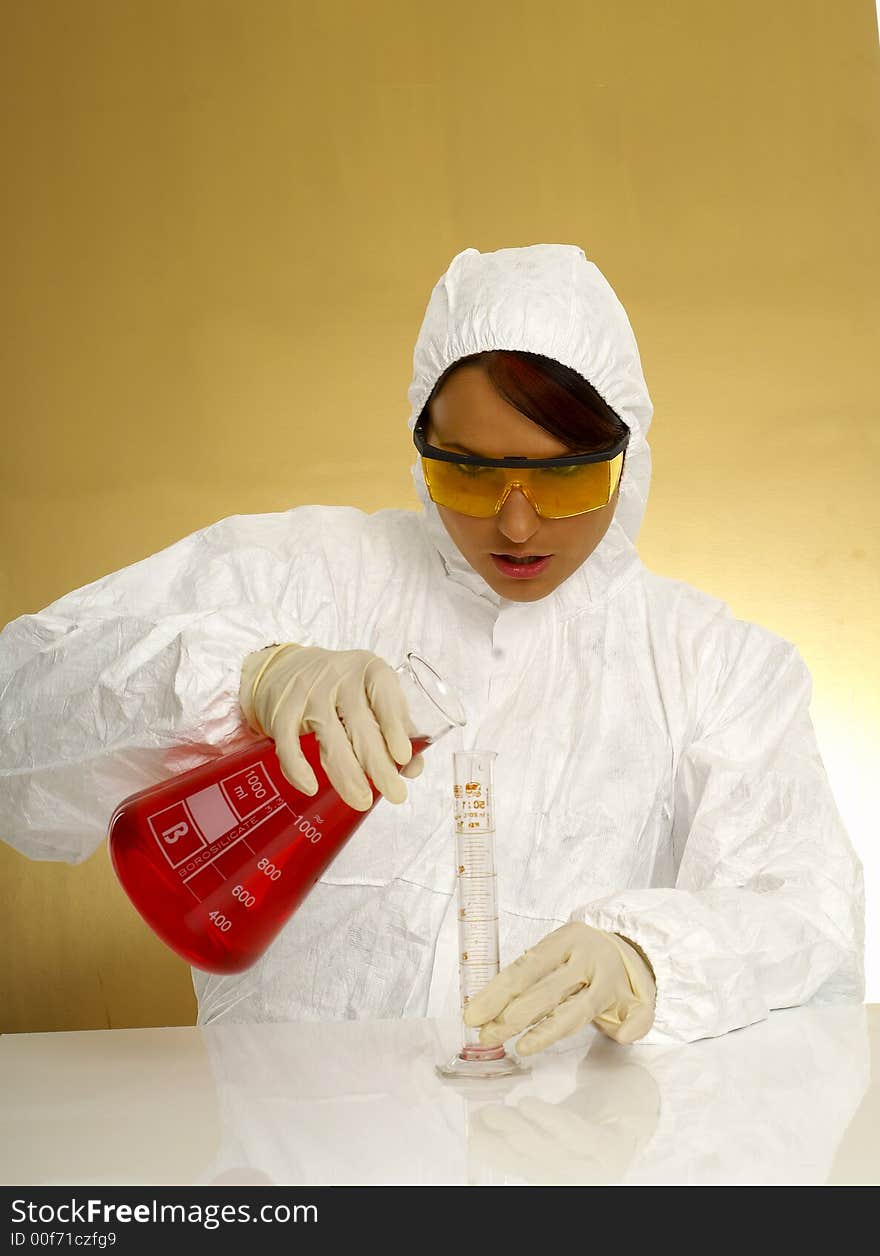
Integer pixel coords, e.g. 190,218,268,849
108,652,465,973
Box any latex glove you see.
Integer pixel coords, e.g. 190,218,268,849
239,643,424,812
462,922,656,1054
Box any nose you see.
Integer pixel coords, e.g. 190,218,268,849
495,484,542,544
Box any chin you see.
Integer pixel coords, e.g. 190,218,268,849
504,585,556,602
482,570,559,601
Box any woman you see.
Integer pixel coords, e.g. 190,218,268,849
0,243,865,1051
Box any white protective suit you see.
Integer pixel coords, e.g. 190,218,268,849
0,243,865,1046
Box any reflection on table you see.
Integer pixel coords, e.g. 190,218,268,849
0,1004,871,1186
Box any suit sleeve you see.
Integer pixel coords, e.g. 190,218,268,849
571,623,865,1045
0,509,340,865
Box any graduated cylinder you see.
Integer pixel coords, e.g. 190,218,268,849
453,750,506,1062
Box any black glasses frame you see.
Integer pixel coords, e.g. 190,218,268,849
412,414,629,468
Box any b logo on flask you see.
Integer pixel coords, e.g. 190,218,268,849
148,800,206,867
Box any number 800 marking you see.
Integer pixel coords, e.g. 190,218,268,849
258,857,282,881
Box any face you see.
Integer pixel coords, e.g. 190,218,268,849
424,364,621,603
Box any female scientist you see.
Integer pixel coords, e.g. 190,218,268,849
0,244,865,1051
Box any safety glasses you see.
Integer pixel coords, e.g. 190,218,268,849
412,415,628,519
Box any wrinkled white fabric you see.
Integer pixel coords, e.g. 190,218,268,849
0,243,865,1045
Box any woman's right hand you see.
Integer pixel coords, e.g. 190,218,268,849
239,644,424,811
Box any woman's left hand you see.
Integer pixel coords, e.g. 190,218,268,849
462,922,656,1055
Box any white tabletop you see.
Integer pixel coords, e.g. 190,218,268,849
1,1005,877,1187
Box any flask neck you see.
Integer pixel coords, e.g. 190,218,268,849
394,654,466,744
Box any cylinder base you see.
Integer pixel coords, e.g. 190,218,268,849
435,1049,530,1080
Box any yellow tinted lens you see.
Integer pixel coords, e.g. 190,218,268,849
422,455,621,518
522,459,619,517
422,459,508,517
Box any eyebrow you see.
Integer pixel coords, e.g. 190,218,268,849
441,439,481,455
427,420,602,458
435,436,580,459
426,426,487,455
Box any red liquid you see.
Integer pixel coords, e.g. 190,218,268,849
108,732,430,974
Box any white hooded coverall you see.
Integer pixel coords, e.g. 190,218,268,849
0,244,865,1046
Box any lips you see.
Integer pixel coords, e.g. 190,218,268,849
490,553,553,579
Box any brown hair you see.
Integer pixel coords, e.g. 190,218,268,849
421,350,629,460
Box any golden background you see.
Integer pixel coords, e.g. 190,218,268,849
1,1,878,1032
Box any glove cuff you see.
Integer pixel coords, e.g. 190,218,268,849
239,643,303,734
606,931,656,999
